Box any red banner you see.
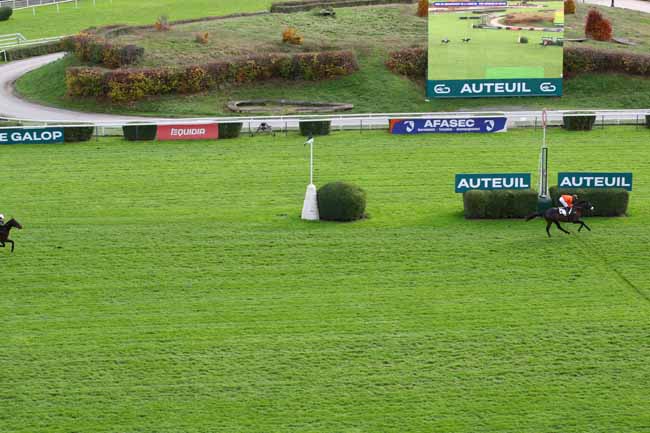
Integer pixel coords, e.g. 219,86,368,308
157,123,219,141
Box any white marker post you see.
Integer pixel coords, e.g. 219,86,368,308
301,135,319,221
536,109,552,212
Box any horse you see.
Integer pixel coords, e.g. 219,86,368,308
0,218,23,253
525,200,594,237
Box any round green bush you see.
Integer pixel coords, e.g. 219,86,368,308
0,6,13,21
317,181,366,222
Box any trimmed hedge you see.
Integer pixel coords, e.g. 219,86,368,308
299,120,331,136
219,122,243,139
122,124,157,141
317,181,367,221
4,40,63,61
61,34,144,68
463,189,538,219
563,112,596,131
564,47,650,78
385,47,427,79
66,51,359,102
0,6,12,21
271,0,416,13
550,186,629,216
64,126,94,142
387,47,650,81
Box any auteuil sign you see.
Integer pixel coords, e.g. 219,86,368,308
0,127,64,145
455,173,532,193
558,172,633,191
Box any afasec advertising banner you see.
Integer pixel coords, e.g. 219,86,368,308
157,124,219,141
558,172,633,191
428,0,564,98
390,117,507,134
455,173,531,192
0,127,64,145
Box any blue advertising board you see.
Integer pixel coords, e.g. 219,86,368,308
455,173,532,193
390,117,507,134
0,127,64,145
558,172,633,191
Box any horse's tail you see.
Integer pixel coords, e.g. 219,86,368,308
525,212,542,221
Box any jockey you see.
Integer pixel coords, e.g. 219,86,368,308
559,194,578,216
0,213,4,226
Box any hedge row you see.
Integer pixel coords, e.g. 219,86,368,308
564,46,650,78
385,47,427,79
386,47,650,79
299,120,331,136
4,40,64,61
61,34,144,68
271,0,416,13
550,186,629,217
563,112,596,131
463,190,538,219
66,51,359,102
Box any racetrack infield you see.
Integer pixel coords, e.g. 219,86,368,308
2,127,650,432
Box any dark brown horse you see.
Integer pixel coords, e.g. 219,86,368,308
526,200,594,237
0,218,23,253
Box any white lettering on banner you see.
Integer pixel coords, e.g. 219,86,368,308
457,176,530,190
561,175,632,188
0,133,7,141
7,130,62,142
423,119,476,129
171,128,207,137
460,82,532,94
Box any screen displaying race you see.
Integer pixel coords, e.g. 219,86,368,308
427,0,564,98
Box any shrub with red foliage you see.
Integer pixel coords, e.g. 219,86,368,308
66,51,359,102
417,0,428,17
564,0,576,14
385,47,427,79
585,9,612,41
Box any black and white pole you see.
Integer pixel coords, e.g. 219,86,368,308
301,135,319,221
538,109,550,199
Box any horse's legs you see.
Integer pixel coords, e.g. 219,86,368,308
7,240,13,252
546,220,552,237
0,241,4,248
555,221,570,234
581,220,592,232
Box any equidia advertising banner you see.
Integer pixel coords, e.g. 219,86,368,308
427,0,564,98
157,124,219,141
390,117,507,133
558,172,633,191
455,173,531,192
0,127,64,145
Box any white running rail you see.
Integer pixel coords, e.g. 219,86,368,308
0,33,65,61
0,0,73,10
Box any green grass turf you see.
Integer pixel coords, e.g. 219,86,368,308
2,127,650,432
0,0,272,39
428,5,564,80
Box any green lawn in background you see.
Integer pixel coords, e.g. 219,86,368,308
428,5,564,80
0,0,272,39
2,127,650,432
